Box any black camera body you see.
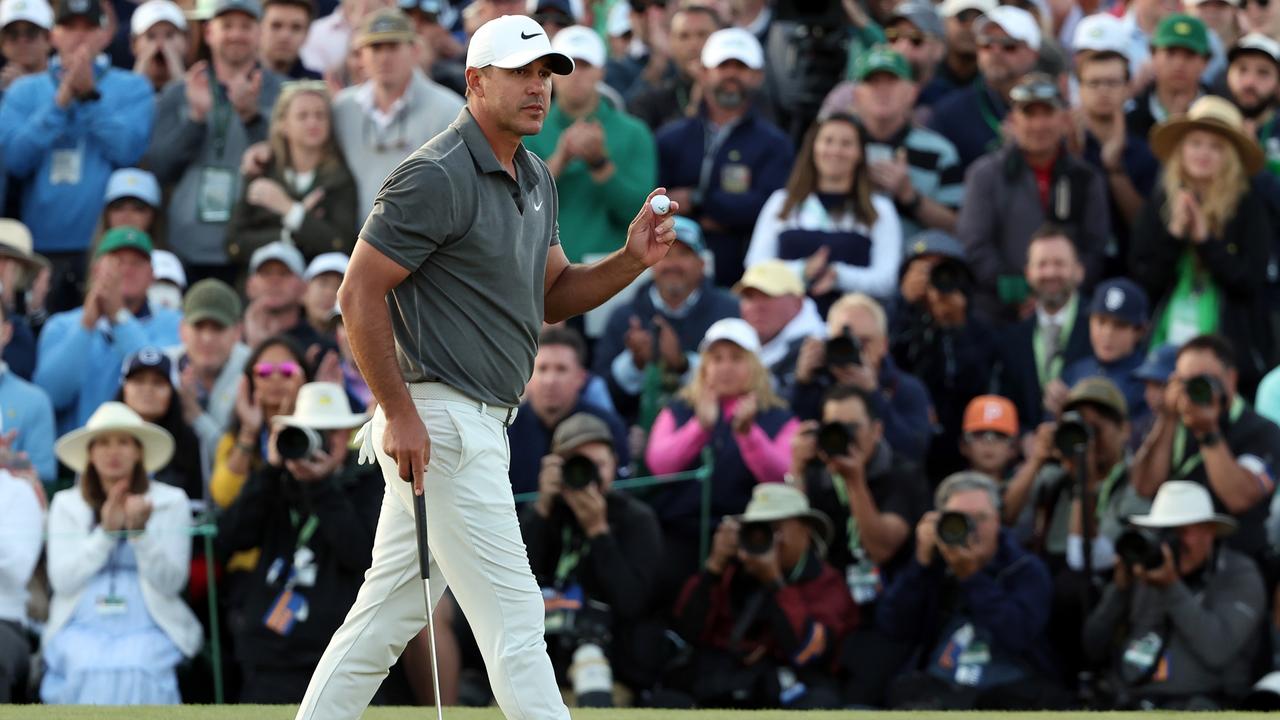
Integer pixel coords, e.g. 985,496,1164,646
561,455,600,491
825,328,862,369
739,520,776,555
929,258,969,295
1115,527,1180,571
277,425,323,461
816,421,858,458
1054,411,1093,456
936,511,975,547
1184,374,1224,407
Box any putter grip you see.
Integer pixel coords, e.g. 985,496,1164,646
413,490,431,581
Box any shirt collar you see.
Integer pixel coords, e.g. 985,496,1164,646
1036,292,1077,328
454,107,541,192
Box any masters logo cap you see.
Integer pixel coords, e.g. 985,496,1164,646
701,27,765,70
550,24,605,68
467,14,574,75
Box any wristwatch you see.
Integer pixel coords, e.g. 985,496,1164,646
1196,430,1222,448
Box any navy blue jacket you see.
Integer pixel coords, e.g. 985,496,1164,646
593,279,739,420
507,400,631,498
1062,348,1148,420
926,80,1005,172
789,354,934,459
656,109,794,285
878,529,1056,680
995,304,1093,430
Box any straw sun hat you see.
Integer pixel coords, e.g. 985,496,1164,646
1150,95,1264,176
55,402,175,475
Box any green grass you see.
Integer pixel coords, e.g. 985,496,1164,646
0,709,1269,720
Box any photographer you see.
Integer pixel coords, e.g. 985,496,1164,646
790,293,933,459
216,382,381,703
1082,481,1266,709
878,472,1065,710
1131,334,1280,566
670,483,853,709
791,385,928,707
520,413,664,704
890,241,997,478
1002,377,1150,569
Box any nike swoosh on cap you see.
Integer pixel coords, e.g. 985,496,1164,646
521,31,542,39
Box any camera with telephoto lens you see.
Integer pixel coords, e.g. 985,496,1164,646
561,455,600,491
936,511,974,547
1114,528,1180,571
1184,374,1224,407
825,328,862,369
277,425,322,461
816,421,858,458
566,599,614,708
1054,411,1093,456
739,520,776,555
928,259,968,295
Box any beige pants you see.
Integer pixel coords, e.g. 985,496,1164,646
295,383,569,720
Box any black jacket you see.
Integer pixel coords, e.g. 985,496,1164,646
217,457,382,671
994,299,1093,430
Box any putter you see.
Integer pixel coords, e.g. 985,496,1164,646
412,487,445,720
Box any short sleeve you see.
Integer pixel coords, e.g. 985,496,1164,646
878,471,927,527
359,156,456,271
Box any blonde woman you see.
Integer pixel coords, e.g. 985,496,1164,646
226,80,358,267
42,403,201,704
1131,96,1275,393
645,318,800,591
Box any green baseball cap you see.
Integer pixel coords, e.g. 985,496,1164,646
96,227,153,258
853,45,913,82
1152,13,1210,57
183,278,242,328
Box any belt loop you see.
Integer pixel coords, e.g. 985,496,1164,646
479,400,488,417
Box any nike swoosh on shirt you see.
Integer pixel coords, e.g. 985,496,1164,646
532,198,544,211
521,31,542,39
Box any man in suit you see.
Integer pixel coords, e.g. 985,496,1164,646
996,224,1091,431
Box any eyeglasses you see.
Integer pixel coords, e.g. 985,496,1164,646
886,28,926,47
978,35,1024,51
1081,77,1127,91
963,430,1013,444
254,361,301,379
1,24,42,41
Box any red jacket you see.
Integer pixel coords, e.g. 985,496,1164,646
674,552,857,669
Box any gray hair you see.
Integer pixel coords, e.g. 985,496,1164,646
934,471,1002,513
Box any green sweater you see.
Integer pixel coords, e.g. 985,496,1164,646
524,98,656,263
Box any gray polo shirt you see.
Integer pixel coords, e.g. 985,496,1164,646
360,107,560,407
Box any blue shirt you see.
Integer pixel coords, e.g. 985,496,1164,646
34,303,181,434
1062,348,1148,421
0,362,56,481
0,57,154,253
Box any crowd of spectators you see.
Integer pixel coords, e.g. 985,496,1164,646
3,0,1280,712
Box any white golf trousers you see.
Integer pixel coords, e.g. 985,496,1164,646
295,384,569,720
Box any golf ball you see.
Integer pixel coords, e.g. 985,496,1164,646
650,195,671,215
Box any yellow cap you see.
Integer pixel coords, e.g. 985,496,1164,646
733,260,804,297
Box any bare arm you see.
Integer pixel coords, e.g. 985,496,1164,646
1200,442,1270,514
846,479,910,566
543,188,679,323
913,196,958,233
1131,412,1176,499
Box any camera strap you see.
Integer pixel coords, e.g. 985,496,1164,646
554,526,586,587
1170,397,1244,479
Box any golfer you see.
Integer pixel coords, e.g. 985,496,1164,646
294,13,679,720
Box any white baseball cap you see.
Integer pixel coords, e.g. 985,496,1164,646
466,14,574,74
0,0,53,30
605,0,629,37
304,252,349,281
151,249,188,289
699,317,762,354
104,168,161,207
701,27,765,70
1073,12,1128,58
977,5,1041,51
551,24,605,68
131,0,186,34
1230,32,1280,67
250,241,305,276
938,0,996,19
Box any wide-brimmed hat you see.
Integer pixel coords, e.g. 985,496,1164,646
1128,480,1236,535
733,483,833,547
0,219,37,267
1150,95,1264,175
273,382,370,430
55,402,175,475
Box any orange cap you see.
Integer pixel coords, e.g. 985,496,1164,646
963,395,1018,436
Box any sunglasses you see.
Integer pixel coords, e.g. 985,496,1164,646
978,35,1024,51
886,28,926,47
1009,81,1061,105
1,24,42,41
254,361,301,379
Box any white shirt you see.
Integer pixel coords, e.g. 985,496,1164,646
355,82,409,132
0,470,43,624
299,10,351,75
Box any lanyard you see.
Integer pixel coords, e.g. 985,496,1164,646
831,473,864,557
1171,396,1245,479
554,525,584,586
975,80,1004,139
1094,462,1125,522
787,549,809,583
288,509,320,550
208,65,234,161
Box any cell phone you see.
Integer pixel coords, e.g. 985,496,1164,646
865,143,894,166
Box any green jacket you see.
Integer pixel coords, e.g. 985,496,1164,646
524,98,656,262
